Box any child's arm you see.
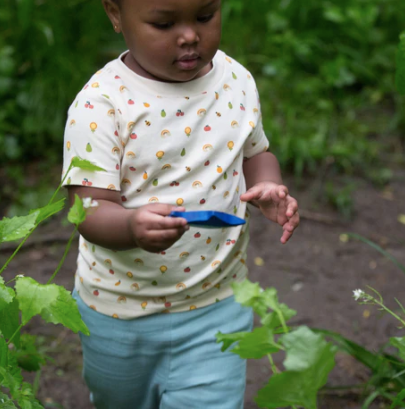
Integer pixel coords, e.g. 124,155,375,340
240,151,299,244
67,186,189,252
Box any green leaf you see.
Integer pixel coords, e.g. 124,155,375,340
0,211,39,243
231,327,280,359
71,157,106,172
216,331,249,352
0,277,15,313
255,327,336,409
67,194,87,225
29,198,66,225
13,334,48,372
396,32,405,95
15,277,89,335
390,337,405,362
0,299,20,348
0,392,18,408
391,388,405,409
0,331,8,368
231,280,269,317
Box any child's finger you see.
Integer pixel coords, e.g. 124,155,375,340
280,228,293,244
240,187,263,202
277,185,289,199
286,198,299,218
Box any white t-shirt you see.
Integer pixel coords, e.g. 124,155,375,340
61,50,269,319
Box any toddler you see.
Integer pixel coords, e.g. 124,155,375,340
61,0,299,408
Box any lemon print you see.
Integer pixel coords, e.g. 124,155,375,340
160,266,167,274
231,120,239,129
161,109,166,117
66,141,71,151
144,102,150,108
162,164,171,170
134,258,144,266
228,102,233,109
197,108,207,117
153,178,158,186
249,121,256,128
211,260,221,268
206,237,212,244
69,119,76,127
215,92,219,100
232,72,237,80
224,172,228,180
112,313,119,318
121,178,131,185
192,181,203,188
141,301,148,310
217,166,223,173
127,272,134,278
143,171,148,180
90,122,97,132
190,305,197,310
156,151,165,160
107,109,115,117
227,141,234,151
126,151,136,158
181,148,186,157
179,252,190,259
91,82,99,88
176,282,186,290
225,56,232,64
176,198,184,206
85,143,92,152
149,197,159,203
185,127,191,136
202,283,212,290
118,296,127,303
161,129,171,138
107,184,116,190
111,146,121,154
202,144,213,152
131,283,140,291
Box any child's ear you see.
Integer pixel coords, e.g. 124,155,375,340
102,0,122,33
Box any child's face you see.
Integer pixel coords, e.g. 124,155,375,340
104,0,222,83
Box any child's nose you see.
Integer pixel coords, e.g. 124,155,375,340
178,27,199,46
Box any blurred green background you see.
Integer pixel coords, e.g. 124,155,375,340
1,0,404,216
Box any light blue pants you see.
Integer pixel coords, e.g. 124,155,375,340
72,288,253,409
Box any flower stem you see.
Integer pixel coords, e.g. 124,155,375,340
47,226,78,285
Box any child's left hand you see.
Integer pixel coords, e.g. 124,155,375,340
240,182,299,244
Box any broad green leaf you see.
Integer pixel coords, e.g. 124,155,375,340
71,157,106,172
231,327,280,359
67,194,87,225
260,288,297,328
216,331,249,352
0,331,8,368
391,388,405,409
0,277,15,313
256,327,336,409
0,211,39,243
231,280,270,318
390,337,405,362
0,299,20,348
13,334,48,372
15,277,89,335
29,198,65,225
396,32,405,95
0,392,17,408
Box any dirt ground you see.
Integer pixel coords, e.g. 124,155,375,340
1,168,405,409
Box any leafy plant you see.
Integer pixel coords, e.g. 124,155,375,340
216,280,337,408
0,158,104,407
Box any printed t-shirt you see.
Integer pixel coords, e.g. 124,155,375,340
61,49,270,319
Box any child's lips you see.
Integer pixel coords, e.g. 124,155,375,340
176,55,200,70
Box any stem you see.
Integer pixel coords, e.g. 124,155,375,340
374,299,405,328
7,324,23,346
276,308,288,334
33,368,42,396
47,226,78,284
48,162,73,205
267,354,279,374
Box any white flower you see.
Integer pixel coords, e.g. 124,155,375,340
353,289,364,301
16,274,24,279
82,198,99,209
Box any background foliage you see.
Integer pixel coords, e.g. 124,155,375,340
1,0,404,180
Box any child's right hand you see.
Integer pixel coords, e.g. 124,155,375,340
128,204,189,253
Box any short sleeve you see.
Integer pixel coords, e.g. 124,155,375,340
61,90,123,191
243,82,270,159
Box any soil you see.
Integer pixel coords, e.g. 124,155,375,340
1,168,405,409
